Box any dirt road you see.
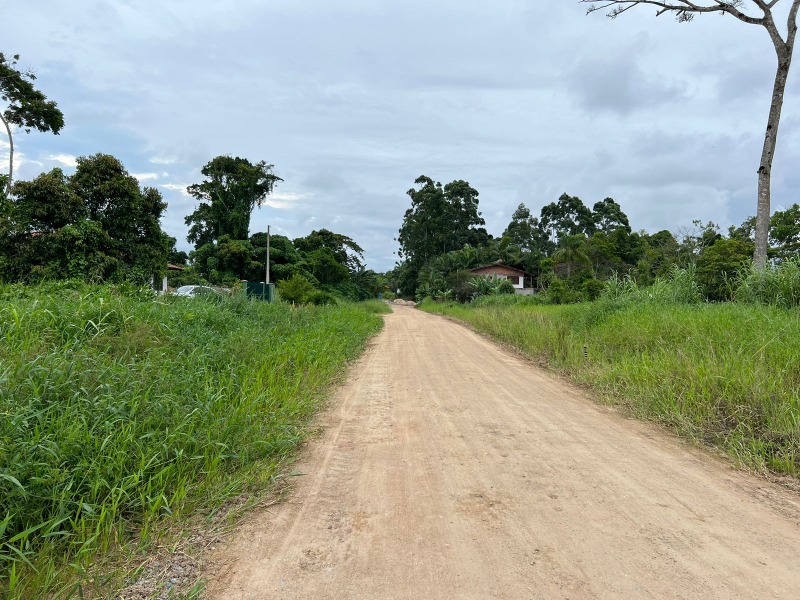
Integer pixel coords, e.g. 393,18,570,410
206,306,800,599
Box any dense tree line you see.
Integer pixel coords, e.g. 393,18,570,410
0,155,170,282
394,176,800,303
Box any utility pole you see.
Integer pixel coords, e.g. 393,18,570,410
265,225,271,284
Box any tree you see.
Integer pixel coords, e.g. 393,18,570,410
769,202,800,261
696,237,754,300
185,156,282,246
293,228,365,273
251,232,301,282
0,53,65,193
540,193,594,242
167,237,189,266
503,203,553,255
1,154,170,282
581,0,800,270
591,197,631,234
397,175,489,294
552,234,591,279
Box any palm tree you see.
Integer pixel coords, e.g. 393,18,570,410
553,235,590,279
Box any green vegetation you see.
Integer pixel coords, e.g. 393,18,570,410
0,282,385,598
0,154,170,283
185,156,282,247
0,52,65,192
421,266,800,477
390,167,800,305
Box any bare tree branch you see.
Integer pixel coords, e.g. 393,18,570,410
580,1,764,24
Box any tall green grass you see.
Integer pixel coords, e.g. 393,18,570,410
736,257,800,307
422,277,800,477
0,282,384,598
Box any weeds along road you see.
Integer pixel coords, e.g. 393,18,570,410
206,305,800,599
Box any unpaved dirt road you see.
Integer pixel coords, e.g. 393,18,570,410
206,306,800,599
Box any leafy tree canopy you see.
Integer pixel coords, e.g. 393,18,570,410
770,203,800,261
185,156,282,247
397,175,489,293
293,228,365,273
540,193,594,241
1,154,169,282
503,203,552,256
592,197,631,234
0,53,65,191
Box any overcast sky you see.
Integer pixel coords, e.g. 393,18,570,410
3,1,799,271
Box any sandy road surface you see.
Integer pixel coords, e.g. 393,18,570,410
206,306,800,599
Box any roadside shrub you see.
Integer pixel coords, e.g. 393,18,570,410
544,277,583,304
470,275,515,300
600,266,702,306
278,274,316,304
358,299,392,314
582,278,604,301
306,290,337,306
472,293,546,308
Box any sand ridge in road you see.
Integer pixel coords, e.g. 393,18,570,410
205,305,800,599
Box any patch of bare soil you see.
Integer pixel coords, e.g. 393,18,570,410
202,306,800,599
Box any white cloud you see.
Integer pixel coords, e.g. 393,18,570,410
150,156,177,165
132,172,160,182
46,154,78,167
262,192,307,210
160,183,191,197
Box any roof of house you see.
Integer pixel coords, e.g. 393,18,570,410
167,263,186,271
469,260,528,276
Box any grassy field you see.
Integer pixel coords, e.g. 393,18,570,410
421,294,800,477
0,282,387,598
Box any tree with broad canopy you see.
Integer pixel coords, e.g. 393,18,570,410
185,156,282,247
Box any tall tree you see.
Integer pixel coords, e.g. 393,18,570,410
581,0,800,269
539,193,594,242
591,197,631,234
0,53,65,193
397,176,489,293
185,156,282,246
503,202,553,255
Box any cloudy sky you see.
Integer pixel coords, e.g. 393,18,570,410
3,1,799,271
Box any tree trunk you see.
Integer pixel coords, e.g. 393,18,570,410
754,52,792,269
1,112,12,194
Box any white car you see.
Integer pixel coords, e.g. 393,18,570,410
173,285,220,298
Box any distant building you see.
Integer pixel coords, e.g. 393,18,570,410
469,261,536,295
153,263,185,295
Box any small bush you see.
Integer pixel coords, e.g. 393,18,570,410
278,274,316,304
306,290,337,306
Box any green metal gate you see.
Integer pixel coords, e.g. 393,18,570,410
243,281,276,302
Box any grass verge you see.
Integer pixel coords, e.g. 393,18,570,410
421,297,800,476
0,282,384,598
